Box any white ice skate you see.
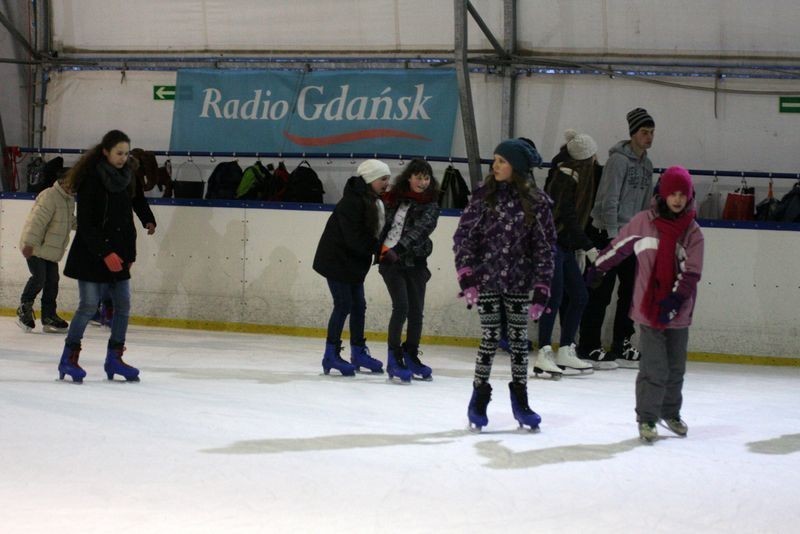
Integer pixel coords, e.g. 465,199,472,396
531,345,562,380
555,344,593,375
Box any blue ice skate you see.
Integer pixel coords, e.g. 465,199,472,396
403,344,432,381
104,344,140,382
386,347,412,383
508,381,541,431
322,342,356,377
467,382,492,431
350,344,384,374
58,344,87,383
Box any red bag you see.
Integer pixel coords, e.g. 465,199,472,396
722,186,755,221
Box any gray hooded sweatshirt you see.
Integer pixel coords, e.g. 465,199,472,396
590,140,653,237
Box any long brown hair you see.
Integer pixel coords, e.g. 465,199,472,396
64,130,131,193
482,170,538,225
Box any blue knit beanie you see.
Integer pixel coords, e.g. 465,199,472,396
493,139,542,177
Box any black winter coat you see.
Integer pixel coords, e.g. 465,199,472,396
313,176,380,284
64,165,156,282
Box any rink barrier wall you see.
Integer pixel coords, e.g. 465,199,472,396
1,196,798,363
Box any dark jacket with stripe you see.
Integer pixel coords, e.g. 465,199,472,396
313,176,380,284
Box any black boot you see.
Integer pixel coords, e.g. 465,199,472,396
508,381,541,431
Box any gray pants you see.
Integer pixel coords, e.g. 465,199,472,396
636,324,689,423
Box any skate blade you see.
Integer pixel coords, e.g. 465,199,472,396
42,326,68,334
517,424,541,433
16,321,34,333
386,376,412,385
532,368,562,380
355,368,385,375
467,423,484,433
639,436,656,444
412,375,433,381
557,366,590,376
657,420,688,437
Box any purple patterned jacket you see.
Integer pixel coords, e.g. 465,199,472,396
453,181,556,294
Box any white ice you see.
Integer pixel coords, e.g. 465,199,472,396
1,317,799,534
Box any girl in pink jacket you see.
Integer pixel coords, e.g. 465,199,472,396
589,166,704,442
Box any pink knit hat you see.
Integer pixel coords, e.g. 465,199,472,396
659,166,693,201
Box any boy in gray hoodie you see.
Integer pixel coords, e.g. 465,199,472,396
578,108,655,369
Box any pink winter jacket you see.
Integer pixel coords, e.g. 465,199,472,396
594,205,704,329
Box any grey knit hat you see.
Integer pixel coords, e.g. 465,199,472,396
565,129,598,161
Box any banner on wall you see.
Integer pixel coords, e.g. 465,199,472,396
169,69,458,156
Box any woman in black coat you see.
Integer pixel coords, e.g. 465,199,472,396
58,130,155,383
313,159,390,376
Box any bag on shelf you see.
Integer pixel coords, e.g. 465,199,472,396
697,177,722,219
755,180,780,221
771,182,800,222
721,183,755,221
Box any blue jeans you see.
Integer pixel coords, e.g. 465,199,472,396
538,246,588,347
21,256,60,317
65,279,131,347
325,279,366,345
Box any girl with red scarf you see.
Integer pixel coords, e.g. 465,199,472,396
377,159,441,383
588,166,704,442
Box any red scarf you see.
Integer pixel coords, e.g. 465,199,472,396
643,209,696,326
382,187,437,208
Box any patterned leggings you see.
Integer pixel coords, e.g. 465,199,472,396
473,291,530,386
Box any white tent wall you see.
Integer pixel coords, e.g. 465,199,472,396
42,69,799,198
51,1,800,56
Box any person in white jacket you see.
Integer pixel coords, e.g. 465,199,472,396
17,178,76,333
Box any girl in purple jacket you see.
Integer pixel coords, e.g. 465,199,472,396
589,166,704,442
453,139,556,432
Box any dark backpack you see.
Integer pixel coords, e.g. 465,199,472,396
27,156,64,195
269,161,290,201
284,160,325,203
771,182,800,222
205,161,243,200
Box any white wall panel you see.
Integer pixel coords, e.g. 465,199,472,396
1,198,798,359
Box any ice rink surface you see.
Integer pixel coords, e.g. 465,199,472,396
1,317,799,534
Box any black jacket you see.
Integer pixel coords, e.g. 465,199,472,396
313,176,380,284
64,165,156,282
378,193,440,268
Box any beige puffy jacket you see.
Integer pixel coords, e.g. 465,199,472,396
19,181,76,262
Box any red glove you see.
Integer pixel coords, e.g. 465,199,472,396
104,253,124,272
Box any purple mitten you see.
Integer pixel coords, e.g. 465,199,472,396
658,293,684,324
456,267,479,309
458,287,479,309
529,284,551,321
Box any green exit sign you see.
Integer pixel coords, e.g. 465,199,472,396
779,96,800,113
153,85,176,100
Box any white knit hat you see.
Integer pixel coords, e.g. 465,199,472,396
565,129,598,161
357,159,391,183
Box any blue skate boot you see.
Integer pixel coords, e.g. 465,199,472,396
468,382,492,431
508,381,541,431
322,342,356,377
350,343,384,374
403,343,432,381
104,343,140,382
58,343,87,383
387,347,412,383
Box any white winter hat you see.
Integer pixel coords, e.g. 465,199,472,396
565,129,598,161
357,159,391,183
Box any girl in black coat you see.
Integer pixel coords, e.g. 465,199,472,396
58,130,156,383
313,159,391,376
377,159,440,382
